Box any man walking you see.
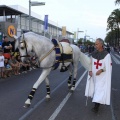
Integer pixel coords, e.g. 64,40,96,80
85,38,112,113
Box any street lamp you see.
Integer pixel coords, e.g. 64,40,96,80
77,28,84,42
29,0,45,31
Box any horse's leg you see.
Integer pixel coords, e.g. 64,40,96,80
67,65,73,89
71,63,78,92
45,77,51,99
24,69,51,108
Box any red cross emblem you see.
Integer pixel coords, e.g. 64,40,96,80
94,60,102,69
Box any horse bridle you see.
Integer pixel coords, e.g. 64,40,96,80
19,34,30,58
18,34,61,69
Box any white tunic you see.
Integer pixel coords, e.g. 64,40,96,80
85,54,112,105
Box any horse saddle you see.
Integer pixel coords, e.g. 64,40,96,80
59,41,73,62
51,39,73,72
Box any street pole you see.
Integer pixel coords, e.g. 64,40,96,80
29,1,45,31
29,0,31,31
57,21,58,40
77,28,84,43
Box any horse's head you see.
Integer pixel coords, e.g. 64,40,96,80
13,33,31,62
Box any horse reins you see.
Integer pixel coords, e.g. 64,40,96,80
39,46,55,62
19,34,56,69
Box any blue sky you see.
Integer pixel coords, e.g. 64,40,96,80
0,0,119,40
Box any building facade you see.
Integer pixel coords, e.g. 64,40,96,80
0,5,74,42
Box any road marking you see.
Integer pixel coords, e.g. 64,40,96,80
115,54,120,59
19,66,83,120
48,70,87,120
111,54,120,64
110,99,116,120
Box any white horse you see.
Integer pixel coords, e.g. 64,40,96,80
14,32,90,108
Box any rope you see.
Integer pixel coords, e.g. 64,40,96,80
39,46,55,62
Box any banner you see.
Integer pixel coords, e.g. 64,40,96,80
62,26,66,36
84,36,86,42
44,15,48,31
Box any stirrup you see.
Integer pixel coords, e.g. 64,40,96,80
60,65,68,72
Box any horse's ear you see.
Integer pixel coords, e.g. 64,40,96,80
13,35,19,50
13,35,18,40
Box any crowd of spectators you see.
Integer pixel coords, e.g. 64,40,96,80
79,44,95,54
0,36,39,79
78,43,111,54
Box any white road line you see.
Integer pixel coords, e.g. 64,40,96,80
19,65,83,120
110,100,116,120
115,54,120,59
111,54,120,64
48,70,87,120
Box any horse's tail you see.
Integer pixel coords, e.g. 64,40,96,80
79,51,91,71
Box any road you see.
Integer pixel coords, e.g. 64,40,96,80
0,51,120,120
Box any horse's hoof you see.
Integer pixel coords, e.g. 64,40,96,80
46,97,51,101
70,89,74,93
70,87,75,93
68,84,72,89
68,85,72,89
46,95,51,101
23,104,30,108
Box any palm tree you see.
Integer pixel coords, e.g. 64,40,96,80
115,0,120,5
107,9,120,46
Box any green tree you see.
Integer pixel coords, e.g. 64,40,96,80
107,9,120,46
115,0,120,5
77,38,83,44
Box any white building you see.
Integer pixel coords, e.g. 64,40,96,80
0,5,74,42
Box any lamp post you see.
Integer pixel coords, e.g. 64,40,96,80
29,0,45,31
77,28,84,42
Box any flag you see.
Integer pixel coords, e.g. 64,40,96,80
62,26,66,36
44,15,48,31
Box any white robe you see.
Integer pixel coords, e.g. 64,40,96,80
85,54,112,105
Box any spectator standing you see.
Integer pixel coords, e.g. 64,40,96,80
2,36,12,59
0,40,2,49
91,45,95,52
88,45,92,54
0,50,5,78
106,44,110,53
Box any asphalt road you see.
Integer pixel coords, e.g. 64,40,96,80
0,51,120,120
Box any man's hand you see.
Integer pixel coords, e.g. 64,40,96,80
96,69,102,75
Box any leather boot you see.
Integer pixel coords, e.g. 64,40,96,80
91,103,100,113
